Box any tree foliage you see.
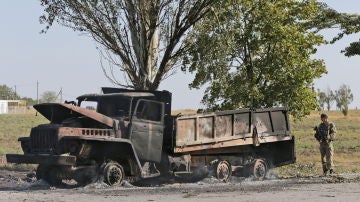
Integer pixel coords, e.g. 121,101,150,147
317,89,326,111
182,0,330,118
0,84,38,106
21,97,37,106
335,84,353,116
317,87,335,111
39,0,215,90
330,13,360,57
342,39,360,57
0,84,20,100
41,91,58,103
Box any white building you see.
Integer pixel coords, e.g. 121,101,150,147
0,100,27,114
0,100,8,114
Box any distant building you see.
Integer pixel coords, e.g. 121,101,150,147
0,100,8,114
0,100,27,114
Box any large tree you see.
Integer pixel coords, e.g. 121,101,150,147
318,87,335,111
335,84,353,116
317,89,326,111
182,0,332,118
40,0,215,90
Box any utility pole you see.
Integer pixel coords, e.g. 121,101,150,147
36,81,39,104
14,85,17,99
60,88,63,103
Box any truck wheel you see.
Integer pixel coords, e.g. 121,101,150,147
37,165,63,185
47,167,64,185
73,165,100,186
36,164,47,180
250,159,268,180
103,162,125,186
215,160,232,182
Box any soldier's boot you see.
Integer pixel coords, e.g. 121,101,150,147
322,166,328,176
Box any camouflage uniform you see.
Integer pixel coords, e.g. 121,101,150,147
316,122,336,174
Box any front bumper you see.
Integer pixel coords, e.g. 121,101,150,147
6,154,76,165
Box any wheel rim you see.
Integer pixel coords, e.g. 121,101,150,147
216,161,231,182
253,160,267,179
104,163,124,186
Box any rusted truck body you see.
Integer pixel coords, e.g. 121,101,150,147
174,108,295,180
7,88,295,185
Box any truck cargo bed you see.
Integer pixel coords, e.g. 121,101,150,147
174,107,292,153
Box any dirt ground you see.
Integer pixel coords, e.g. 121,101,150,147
1,169,360,202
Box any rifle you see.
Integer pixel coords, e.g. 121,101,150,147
313,126,321,142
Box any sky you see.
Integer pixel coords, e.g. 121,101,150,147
0,1,359,110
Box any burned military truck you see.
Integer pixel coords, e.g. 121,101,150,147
7,87,295,185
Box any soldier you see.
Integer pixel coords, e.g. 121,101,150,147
314,113,336,176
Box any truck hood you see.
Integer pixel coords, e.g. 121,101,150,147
34,103,116,128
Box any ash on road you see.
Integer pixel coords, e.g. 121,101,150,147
0,168,360,202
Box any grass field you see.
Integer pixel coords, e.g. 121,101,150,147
0,110,359,176
0,114,48,159
279,110,360,177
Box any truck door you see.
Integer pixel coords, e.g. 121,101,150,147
130,99,165,163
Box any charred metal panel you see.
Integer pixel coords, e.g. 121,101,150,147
215,115,232,138
175,107,293,154
176,118,196,146
130,100,164,163
253,136,296,167
100,87,176,155
58,127,116,138
198,117,214,141
270,111,288,132
254,112,272,134
34,103,115,128
6,154,76,165
30,124,59,153
234,113,251,137
176,110,253,147
175,134,293,153
130,121,164,162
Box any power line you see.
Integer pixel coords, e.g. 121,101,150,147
56,88,63,103
60,88,63,103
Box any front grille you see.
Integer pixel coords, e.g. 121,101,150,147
30,124,59,153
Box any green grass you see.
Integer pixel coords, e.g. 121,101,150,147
0,114,48,157
278,110,360,177
1,110,359,176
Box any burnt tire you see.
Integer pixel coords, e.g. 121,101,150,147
36,164,47,180
47,169,63,185
250,159,268,180
73,165,100,186
36,165,63,185
103,162,125,186
215,160,232,182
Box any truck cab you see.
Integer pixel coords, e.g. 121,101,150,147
7,88,172,186
76,92,167,162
